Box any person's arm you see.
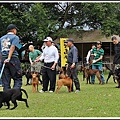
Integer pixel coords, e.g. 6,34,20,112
29,57,33,64
94,55,103,62
86,50,91,63
36,50,42,60
71,47,78,68
51,47,59,70
4,45,15,63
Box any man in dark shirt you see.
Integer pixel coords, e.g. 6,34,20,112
65,38,80,93
111,36,120,88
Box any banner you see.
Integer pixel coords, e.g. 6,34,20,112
60,38,69,67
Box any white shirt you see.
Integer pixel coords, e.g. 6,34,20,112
86,49,92,63
40,45,59,63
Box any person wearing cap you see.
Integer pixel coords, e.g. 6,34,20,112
28,44,43,85
64,38,80,93
0,24,22,92
111,36,120,88
35,36,59,93
90,41,105,84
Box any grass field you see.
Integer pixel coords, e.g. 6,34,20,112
0,71,120,118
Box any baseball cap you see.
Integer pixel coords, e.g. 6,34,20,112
43,37,53,42
7,24,19,31
64,38,74,43
96,41,102,45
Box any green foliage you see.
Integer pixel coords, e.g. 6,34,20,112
0,2,119,44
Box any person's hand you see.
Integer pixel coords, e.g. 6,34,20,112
71,63,75,69
86,61,89,64
92,60,96,64
4,58,10,63
94,53,96,56
34,58,39,62
51,64,55,70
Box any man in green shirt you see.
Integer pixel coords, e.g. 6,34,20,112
29,45,43,84
90,41,105,84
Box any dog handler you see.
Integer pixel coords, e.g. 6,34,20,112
28,45,43,85
111,36,120,88
64,38,80,93
91,41,105,84
35,37,59,93
0,24,22,91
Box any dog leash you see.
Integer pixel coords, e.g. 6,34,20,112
0,63,5,83
41,65,52,70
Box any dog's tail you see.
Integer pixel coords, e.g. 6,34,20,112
104,64,112,72
20,89,28,99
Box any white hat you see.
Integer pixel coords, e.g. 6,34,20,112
43,37,53,42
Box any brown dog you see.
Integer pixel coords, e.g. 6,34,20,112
58,67,67,79
81,65,103,84
31,73,39,92
56,76,73,93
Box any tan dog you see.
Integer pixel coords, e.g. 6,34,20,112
56,76,73,93
58,67,67,79
31,73,39,92
81,65,103,84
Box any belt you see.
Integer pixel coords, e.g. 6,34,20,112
44,61,54,64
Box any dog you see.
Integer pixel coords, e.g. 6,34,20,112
56,76,73,93
109,67,120,88
0,88,29,110
31,73,39,92
81,65,103,84
58,67,66,79
22,68,43,86
104,64,116,84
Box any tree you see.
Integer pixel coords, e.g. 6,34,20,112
0,2,119,44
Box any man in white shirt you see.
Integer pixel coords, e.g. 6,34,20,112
35,37,59,93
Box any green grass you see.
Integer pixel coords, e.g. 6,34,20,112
0,71,120,118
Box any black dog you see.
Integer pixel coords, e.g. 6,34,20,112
113,68,120,88
0,88,29,110
105,64,116,84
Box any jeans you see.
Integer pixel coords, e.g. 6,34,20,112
91,64,105,83
67,63,80,91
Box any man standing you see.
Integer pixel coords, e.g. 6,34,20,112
29,45,43,85
111,36,120,88
65,38,80,93
91,41,105,84
35,37,59,93
0,24,22,91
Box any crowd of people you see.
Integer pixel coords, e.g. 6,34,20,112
0,23,119,101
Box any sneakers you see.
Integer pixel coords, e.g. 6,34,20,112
75,90,80,93
91,82,94,84
39,90,48,93
49,90,53,93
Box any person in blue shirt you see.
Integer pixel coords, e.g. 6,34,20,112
64,38,80,93
0,24,22,91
